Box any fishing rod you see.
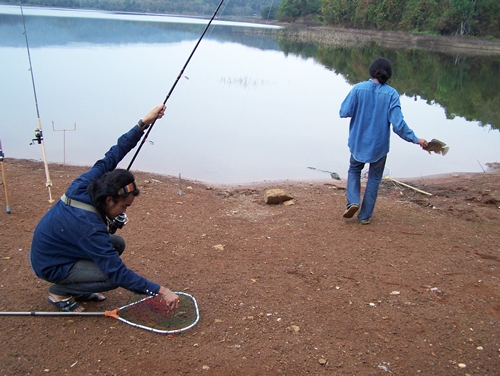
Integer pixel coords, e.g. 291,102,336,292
20,3,54,204
127,0,226,170
0,140,12,214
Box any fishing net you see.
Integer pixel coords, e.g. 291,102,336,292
113,292,199,334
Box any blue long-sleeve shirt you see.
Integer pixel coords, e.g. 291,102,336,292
339,79,419,163
30,125,160,296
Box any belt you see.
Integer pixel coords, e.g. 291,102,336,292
60,194,99,215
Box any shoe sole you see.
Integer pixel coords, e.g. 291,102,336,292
343,205,359,218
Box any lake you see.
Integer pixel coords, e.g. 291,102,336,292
1,5,499,185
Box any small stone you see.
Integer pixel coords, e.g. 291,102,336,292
318,358,327,365
458,363,467,369
264,189,293,204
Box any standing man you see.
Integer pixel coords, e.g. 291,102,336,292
339,57,428,224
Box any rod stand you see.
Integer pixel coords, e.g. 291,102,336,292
52,121,77,166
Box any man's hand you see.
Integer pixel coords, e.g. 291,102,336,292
142,104,166,125
158,286,179,310
417,138,428,149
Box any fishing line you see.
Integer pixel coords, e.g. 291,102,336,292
20,3,54,203
209,0,279,184
127,0,226,171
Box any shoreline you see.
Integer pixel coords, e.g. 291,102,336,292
4,158,499,190
275,26,500,55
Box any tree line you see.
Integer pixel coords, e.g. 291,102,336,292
4,0,499,39
275,0,499,39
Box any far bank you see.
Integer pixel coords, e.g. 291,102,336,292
275,26,500,55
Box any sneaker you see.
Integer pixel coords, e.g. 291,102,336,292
343,204,359,218
359,218,371,225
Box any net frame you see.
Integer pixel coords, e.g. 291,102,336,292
111,292,200,334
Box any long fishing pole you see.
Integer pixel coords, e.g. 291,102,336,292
127,0,226,170
20,3,54,204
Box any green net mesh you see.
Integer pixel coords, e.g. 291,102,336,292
117,292,199,333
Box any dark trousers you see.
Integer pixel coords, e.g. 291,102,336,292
48,235,125,296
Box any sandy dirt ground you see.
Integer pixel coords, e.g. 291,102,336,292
0,158,499,375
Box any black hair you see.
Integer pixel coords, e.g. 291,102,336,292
369,57,392,84
87,169,140,211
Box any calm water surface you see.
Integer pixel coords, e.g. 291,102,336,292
1,5,498,184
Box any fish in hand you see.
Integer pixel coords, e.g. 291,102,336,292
423,139,449,156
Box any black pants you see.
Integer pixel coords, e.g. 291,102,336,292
48,234,125,296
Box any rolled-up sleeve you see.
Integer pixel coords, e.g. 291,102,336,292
340,91,356,118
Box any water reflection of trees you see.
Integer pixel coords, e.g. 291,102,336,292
0,13,279,50
278,40,500,131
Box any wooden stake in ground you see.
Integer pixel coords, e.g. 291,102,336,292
0,140,11,213
385,177,432,196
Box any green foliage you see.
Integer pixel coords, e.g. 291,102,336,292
449,0,477,35
357,0,407,30
277,0,322,22
473,0,499,38
320,0,499,39
275,36,500,130
261,4,279,20
400,0,441,33
321,0,357,26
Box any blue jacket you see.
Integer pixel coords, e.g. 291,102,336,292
30,125,160,296
340,79,419,163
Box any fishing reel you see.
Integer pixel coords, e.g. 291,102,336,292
30,129,43,145
108,213,129,234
